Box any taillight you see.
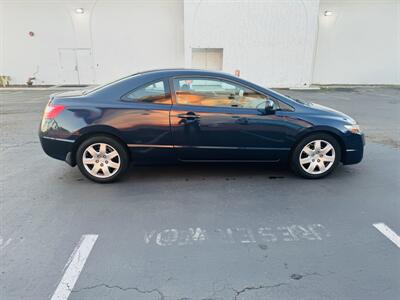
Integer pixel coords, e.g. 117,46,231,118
43,104,65,119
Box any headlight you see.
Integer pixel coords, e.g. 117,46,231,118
344,124,362,134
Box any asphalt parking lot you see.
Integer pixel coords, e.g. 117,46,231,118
1,87,399,299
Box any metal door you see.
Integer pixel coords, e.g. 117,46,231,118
58,48,95,84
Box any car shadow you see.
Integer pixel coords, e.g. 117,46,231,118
121,162,293,183
62,161,358,185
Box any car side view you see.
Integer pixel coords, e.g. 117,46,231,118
39,69,364,183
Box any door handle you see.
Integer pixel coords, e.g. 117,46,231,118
233,116,249,125
177,113,200,119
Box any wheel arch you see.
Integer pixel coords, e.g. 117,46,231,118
69,126,130,166
290,127,346,162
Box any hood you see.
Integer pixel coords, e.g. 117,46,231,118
306,102,357,124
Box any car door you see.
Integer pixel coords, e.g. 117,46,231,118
169,76,293,161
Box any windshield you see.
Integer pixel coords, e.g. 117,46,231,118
270,89,306,104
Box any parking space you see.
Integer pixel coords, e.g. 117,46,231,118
1,87,399,299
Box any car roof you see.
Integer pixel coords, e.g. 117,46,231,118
82,68,302,110
85,68,300,109
132,68,232,77
85,69,236,95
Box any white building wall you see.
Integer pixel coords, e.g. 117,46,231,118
0,4,5,77
0,1,76,84
184,0,320,87
0,0,184,85
91,0,184,83
1,0,399,86
313,0,400,84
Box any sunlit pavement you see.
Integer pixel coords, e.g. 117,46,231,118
1,87,399,299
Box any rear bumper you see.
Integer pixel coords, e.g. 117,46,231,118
39,135,75,165
342,133,365,165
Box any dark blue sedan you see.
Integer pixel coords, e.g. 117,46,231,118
39,69,364,183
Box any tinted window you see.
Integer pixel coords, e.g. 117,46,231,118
173,78,268,109
277,100,294,111
122,81,171,104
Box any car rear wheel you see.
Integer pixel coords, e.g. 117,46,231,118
76,135,129,183
291,133,341,179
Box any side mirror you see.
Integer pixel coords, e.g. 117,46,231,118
257,99,276,114
265,99,275,112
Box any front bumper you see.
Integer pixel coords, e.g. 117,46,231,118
342,133,365,165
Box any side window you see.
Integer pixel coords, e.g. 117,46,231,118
277,100,294,112
122,81,171,104
173,78,268,109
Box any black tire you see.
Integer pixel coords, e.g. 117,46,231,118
291,133,341,179
76,135,129,183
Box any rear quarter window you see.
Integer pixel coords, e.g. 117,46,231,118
121,80,171,105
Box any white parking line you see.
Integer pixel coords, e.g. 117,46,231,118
51,234,98,300
373,223,400,249
0,237,12,250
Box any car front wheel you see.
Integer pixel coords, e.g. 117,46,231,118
76,135,129,183
291,133,341,179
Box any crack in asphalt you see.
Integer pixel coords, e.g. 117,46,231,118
232,272,321,299
232,282,288,299
71,283,165,299
69,272,322,299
